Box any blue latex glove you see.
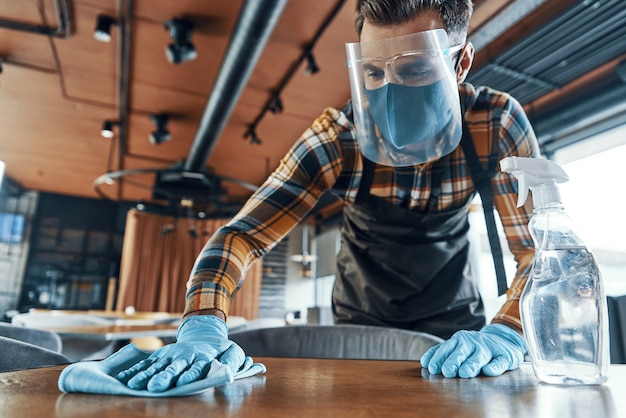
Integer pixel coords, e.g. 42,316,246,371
114,315,248,392
58,342,265,397
420,324,526,378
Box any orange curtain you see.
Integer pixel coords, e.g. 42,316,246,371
116,209,261,319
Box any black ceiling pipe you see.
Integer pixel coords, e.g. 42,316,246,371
184,0,288,172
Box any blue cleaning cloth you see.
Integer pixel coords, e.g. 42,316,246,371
58,343,266,397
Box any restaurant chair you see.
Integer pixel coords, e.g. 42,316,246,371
11,312,117,362
0,335,70,372
608,295,626,364
229,324,443,360
0,321,63,353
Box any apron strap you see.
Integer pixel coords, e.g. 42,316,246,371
460,97,509,296
356,157,376,203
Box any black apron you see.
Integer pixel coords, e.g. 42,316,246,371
332,115,503,340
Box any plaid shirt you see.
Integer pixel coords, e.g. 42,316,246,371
185,83,540,333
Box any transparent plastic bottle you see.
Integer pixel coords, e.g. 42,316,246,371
501,156,609,385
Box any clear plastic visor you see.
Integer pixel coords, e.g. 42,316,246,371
345,29,463,167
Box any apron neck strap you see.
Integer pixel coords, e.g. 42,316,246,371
356,157,375,203
460,93,509,296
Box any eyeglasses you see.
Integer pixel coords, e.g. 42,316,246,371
358,45,463,89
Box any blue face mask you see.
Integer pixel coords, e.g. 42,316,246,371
364,80,455,151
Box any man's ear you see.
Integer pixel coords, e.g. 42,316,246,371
456,42,475,84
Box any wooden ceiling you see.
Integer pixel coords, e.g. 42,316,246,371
0,0,622,215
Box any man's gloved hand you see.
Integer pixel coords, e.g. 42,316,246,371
114,315,246,392
420,324,526,378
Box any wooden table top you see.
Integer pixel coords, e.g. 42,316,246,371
1,358,625,417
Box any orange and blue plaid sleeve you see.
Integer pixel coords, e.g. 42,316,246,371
184,108,348,317
472,86,541,332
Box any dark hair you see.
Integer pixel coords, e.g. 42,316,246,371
355,0,473,45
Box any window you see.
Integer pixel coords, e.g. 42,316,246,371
553,123,626,296
472,122,626,321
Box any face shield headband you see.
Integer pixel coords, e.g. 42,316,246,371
346,29,463,167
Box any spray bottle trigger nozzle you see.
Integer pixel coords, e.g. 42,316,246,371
514,172,529,207
500,156,569,209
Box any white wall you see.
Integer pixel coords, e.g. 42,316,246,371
283,224,340,321
284,224,316,317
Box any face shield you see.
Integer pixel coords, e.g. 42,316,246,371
346,29,462,167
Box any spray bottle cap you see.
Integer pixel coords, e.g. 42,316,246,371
500,156,569,208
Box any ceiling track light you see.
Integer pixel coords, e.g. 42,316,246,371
164,18,197,64
160,224,175,235
304,49,320,75
93,14,118,43
244,126,262,145
268,95,283,114
100,120,119,138
149,113,171,145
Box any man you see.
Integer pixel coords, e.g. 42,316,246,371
116,0,537,391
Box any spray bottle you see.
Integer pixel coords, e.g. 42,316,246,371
500,156,609,385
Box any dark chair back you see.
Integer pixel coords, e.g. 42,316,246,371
0,321,63,353
229,324,443,360
0,336,70,372
608,295,626,364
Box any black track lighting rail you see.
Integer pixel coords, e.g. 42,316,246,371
244,0,346,145
0,0,72,38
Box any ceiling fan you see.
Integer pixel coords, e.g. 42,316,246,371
94,1,286,219
93,162,259,217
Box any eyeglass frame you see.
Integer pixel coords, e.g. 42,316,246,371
354,44,465,89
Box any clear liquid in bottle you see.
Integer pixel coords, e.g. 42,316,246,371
521,246,609,385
